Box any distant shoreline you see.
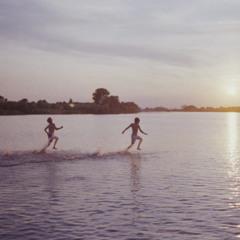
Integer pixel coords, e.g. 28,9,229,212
0,99,141,115
2,108,240,116
142,105,240,113
0,89,141,115
1,96,240,115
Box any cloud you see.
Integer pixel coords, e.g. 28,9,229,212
1,0,240,107
1,0,240,67
0,0,194,67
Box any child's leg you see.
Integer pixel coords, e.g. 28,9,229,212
127,135,136,150
47,139,52,147
137,137,143,150
53,136,59,149
127,144,134,150
40,144,48,153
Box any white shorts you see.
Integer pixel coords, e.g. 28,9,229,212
131,135,141,144
48,133,56,143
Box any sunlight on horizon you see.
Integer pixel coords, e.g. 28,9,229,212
227,86,238,96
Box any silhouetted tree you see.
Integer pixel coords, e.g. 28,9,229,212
18,98,29,113
181,105,198,111
102,95,119,105
37,100,48,108
92,88,110,104
0,96,5,103
0,91,142,115
121,102,140,113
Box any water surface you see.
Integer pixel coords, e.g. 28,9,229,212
1,113,240,239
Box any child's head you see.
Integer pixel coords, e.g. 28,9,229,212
47,117,52,123
134,117,140,124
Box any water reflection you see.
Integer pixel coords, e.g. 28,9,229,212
129,153,142,223
227,113,240,209
130,153,142,193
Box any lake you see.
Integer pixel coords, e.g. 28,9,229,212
1,112,240,239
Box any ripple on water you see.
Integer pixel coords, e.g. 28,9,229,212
2,112,240,239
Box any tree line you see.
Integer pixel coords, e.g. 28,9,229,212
0,88,140,115
143,105,240,112
2,89,240,115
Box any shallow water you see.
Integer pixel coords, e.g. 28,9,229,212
1,112,240,239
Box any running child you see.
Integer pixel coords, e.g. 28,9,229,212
44,117,63,150
122,117,147,150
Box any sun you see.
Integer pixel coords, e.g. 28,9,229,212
227,86,237,95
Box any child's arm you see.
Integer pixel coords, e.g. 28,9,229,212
139,126,148,135
55,126,64,130
44,125,49,134
122,124,131,134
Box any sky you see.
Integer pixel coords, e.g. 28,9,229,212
1,0,240,108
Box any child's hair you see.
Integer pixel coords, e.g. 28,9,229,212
47,117,52,123
135,117,140,123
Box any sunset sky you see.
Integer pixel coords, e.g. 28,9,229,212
1,0,240,108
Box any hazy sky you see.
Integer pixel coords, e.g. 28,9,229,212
1,0,240,108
